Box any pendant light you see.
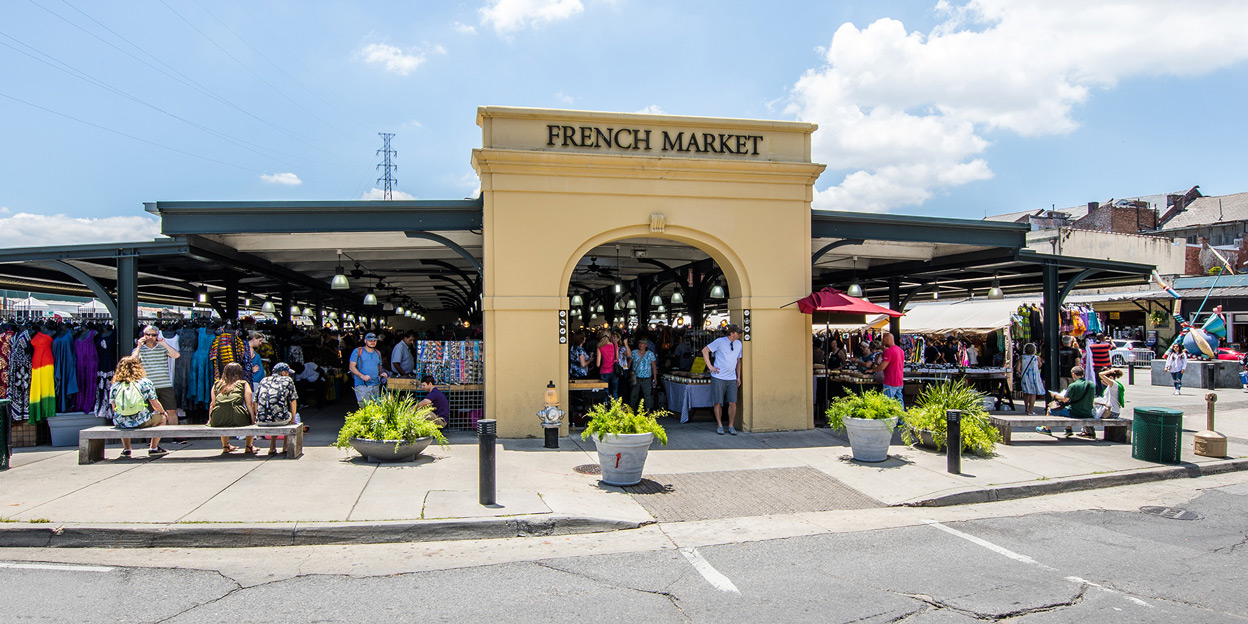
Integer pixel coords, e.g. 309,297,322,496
330,250,350,290
657,304,666,313
363,289,378,306
303,306,314,316
196,286,208,304
709,283,725,299
932,279,940,301
396,305,406,315
846,256,863,298
650,295,662,306
671,291,683,305
570,294,583,307
613,243,623,293
987,273,1005,300
596,303,604,313
260,299,276,314
627,299,637,309
243,297,251,308
290,305,301,316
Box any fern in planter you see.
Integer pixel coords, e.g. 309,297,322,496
900,379,1000,455
824,390,905,431
581,398,669,445
335,392,449,451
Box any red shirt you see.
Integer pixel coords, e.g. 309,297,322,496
881,345,905,386
598,344,616,374
1089,342,1111,369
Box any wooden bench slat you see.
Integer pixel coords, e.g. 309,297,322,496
988,415,1132,445
78,424,303,463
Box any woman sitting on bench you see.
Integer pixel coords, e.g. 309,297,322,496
209,363,257,454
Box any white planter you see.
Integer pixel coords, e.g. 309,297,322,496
48,412,109,447
843,416,897,463
591,432,655,486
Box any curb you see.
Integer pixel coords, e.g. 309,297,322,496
0,515,651,549
902,457,1248,507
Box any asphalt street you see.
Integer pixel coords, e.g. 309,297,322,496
3,480,1245,623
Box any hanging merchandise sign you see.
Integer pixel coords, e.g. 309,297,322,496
1109,312,1121,320
742,309,751,341
558,310,568,344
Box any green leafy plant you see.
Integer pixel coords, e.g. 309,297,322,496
335,392,448,450
581,397,669,445
900,379,1000,456
824,390,905,431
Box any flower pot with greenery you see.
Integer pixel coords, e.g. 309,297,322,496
335,392,449,462
825,390,904,462
581,398,669,486
900,379,1000,456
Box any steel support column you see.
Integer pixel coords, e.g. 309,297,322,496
117,255,138,353
225,278,239,322
888,279,901,338
1041,264,1061,391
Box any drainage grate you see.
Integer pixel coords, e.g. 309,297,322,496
573,463,601,475
1140,506,1203,521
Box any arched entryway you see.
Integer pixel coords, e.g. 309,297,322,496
473,106,825,437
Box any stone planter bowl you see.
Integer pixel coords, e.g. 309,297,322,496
348,437,432,462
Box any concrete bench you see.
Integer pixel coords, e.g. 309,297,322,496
79,424,303,464
988,415,1131,445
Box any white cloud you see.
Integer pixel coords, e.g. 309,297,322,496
480,0,584,35
554,91,574,105
0,212,161,248
361,188,417,200
0,206,9,214
260,172,302,186
454,21,478,35
634,105,665,115
359,43,428,76
791,0,1248,212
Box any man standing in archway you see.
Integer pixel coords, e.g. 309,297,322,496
703,324,743,435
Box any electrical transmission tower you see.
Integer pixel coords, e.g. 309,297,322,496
376,132,398,200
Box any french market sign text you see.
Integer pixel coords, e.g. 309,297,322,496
546,125,764,156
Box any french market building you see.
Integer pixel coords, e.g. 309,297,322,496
0,107,1155,437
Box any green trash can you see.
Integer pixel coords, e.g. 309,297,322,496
1132,406,1184,464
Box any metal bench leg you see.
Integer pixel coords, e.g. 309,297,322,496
287,427,302,459
80,438,105,464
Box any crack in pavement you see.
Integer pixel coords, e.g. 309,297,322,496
533,560,692,622
895,585,1088,621
149,569,243,624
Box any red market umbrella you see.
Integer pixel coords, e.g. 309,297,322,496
795,288,904,317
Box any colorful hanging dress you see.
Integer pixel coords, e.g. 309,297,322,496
52,330,78,412
74,330,99,413
0,329,12,399
28,332,56,423
8,330,32,421
187,327,214,410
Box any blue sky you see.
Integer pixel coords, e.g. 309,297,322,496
3,0,1248,245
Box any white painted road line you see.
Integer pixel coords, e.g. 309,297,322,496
922,520,1151,608
0,562,115,572
679,547,740,593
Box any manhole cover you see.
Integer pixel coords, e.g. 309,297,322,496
1140,506,1203,521
573,463,601,475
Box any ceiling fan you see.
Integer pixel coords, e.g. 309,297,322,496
574,257,616,278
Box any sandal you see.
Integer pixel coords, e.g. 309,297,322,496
222,445,238,453
244,446,258,454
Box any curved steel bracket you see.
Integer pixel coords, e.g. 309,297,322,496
35,260,119,319
1058,268,1100,304
405,231,482,274
899,283,937,310
811,239,865,265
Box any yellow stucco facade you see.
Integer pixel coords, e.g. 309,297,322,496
471,107,826,437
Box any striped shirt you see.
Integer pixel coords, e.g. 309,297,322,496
1089,342,1111,370
137,343,173,389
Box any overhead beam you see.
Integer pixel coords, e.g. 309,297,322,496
405,232,483,274
149,200,483,235
34,260,120,320
812,210,1028,247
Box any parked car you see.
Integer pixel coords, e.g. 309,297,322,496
1216,346,1246,362
1109,339,1150,366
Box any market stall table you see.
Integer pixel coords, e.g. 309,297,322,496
663,373,715,423
568,379,608,426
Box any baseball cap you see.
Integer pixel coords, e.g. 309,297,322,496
272,362,292,374
364,332,378,340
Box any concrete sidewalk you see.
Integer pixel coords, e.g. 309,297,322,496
1,379,1245,547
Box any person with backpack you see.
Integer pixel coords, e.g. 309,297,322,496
348,332,388,404
108,355,172,458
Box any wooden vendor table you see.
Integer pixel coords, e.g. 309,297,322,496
568,379,608,426
386,377,484,429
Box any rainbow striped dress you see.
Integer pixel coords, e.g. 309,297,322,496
28,331,55,423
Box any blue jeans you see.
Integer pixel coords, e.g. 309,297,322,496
1171,371,1183,390
353,385,382,404
883,384,903,406
601,372,618,399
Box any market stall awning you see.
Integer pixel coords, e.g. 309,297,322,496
867,298,1025,334
797,288,904,317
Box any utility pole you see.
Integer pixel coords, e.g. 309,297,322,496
376,132,398,200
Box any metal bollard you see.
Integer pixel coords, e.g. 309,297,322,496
1128,363,1135,385
477,419,497,506
946,409,962,475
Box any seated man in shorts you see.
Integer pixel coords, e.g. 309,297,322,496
255,362,300,455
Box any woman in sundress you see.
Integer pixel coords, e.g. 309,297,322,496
1019,342,1046,415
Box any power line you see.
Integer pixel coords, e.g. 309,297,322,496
377,133,398,200
51,0,360,165
0,31,342,181
0,90,258,173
